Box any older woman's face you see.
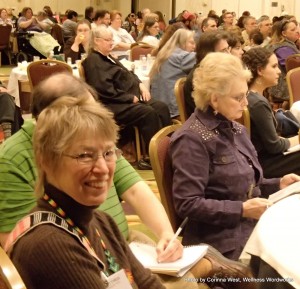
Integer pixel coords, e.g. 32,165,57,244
185,36,196,52
94,32,113,56
45,134,116,206
211,77,248,121
282,22,299,42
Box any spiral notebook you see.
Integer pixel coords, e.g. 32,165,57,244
129,242,208,277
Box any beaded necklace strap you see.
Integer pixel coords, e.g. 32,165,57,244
44,194,120,276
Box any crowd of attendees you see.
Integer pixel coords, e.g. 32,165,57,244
1,4,300,289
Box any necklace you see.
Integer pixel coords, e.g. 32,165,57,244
43,194,120,276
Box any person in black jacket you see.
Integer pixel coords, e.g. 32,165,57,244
82,25,172,169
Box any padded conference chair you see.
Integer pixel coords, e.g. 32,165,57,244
174,77,187,123
286,67,300,105
0,25,13,66
0,247,26,289
149,124,182,232
236,107,251,135
130,43,154,61
27,59,72,90
285,53,300,73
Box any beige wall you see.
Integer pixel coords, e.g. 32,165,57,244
2,0,299,22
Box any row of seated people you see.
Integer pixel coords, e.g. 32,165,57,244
0,72,256,289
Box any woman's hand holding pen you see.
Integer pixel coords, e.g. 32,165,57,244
156,233,183,263
156,217,188,263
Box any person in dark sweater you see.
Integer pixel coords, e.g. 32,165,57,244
64,19,90,63
242,47,300,178
7,95,165,289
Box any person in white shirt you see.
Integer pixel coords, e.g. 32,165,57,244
136,14,160,47
108,10,135,59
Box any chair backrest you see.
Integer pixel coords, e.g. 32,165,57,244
130,43,154,61
0,247,26,289
286,67,300,105
174,77,188,123
77,60,86,81
236,107,251,135
285,53,300,72
27,59,73,89
149,124,182,232
0,25,12,48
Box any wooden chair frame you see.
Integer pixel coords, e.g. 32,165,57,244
0,247,26,289
27,59,72,90
149,124,182,231
286,67,300,105
174,77,188,123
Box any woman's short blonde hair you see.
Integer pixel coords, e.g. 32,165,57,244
33,95,119,196
193,52,251,111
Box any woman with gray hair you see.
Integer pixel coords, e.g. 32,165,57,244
8,95,165,289
83,25,171,169
150,28,196,118
169,52,300,260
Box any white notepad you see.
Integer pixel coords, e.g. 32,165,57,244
129,242,208,277
268,180,300,203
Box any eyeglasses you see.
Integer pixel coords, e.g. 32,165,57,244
231,91,249,102
96,37,113,42
63,148,122,165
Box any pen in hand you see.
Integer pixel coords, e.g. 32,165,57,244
165,217,189,251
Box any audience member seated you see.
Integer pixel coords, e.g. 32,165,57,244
91,9,110,29
83,25,171,169
244,29,264,51
84,6,95,23
0,73,255,289
43,6,59,24
169,52,300,260
108,10,136,59
268,19,300,102
6,95,167,289
18,7,44,32
36,10,53,34
0,8,13,26
64,19,91,63
6,7,17,28
184,30,229,118
154,11,167,36
151,22,185,57
257,15,272,47
242,47,300,178
0,85,23,141
149,29,196,118
136,14,160,47
227,31,244,58
62,10,78,42
121,12,138,40
241,16,258,47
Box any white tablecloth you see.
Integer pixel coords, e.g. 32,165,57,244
243,194,300,288
7,62,150,107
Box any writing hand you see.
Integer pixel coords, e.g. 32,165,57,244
156,235,183,263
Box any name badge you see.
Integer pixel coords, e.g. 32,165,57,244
107,269,133,289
